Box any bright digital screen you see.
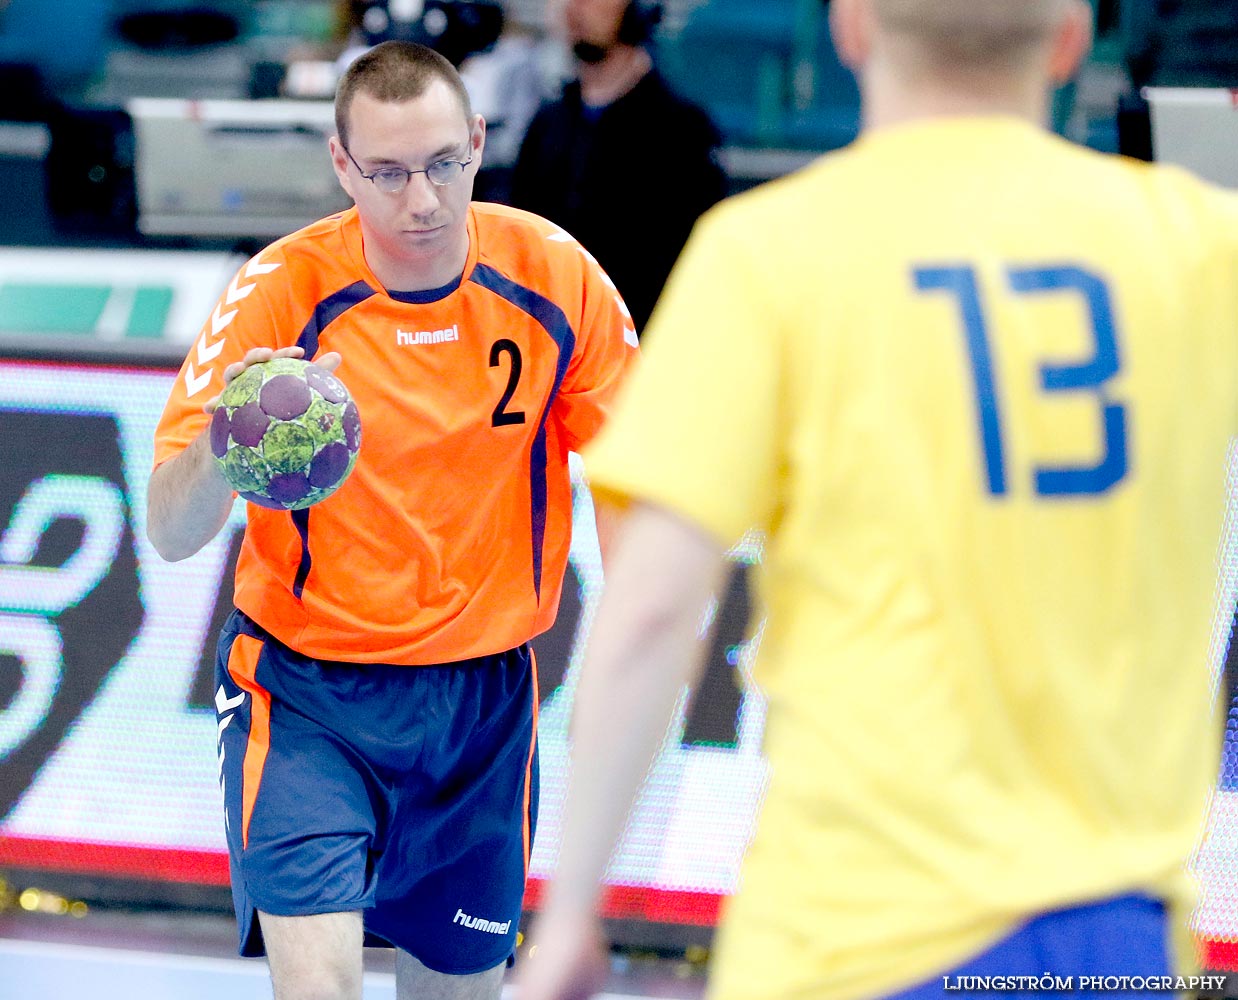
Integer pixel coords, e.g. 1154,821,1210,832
1,357,1236,962
1188,441,1238,969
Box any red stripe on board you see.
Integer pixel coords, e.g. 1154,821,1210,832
15,836,1237,952
6,841,1231,952
523,877,722,926
0,836,231,886
0,837,724,925
1202,937,1238,970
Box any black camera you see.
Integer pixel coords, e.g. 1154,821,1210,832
352,0,505,66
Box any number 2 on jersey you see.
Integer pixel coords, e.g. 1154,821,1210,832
913,264,1128,497
490,338,526,427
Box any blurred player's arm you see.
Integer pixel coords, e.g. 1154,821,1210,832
591,489,626,569
518,499,726,1000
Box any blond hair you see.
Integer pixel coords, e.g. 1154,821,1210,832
874,0,1071,68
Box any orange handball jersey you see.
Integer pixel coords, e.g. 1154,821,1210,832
154,203,637,664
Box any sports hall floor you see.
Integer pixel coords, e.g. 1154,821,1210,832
7,900,1238,998
0,902,707,999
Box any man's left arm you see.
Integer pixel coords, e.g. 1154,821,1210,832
552,236,640,442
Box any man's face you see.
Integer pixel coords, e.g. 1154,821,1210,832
563,0,629,50
330,81,483,283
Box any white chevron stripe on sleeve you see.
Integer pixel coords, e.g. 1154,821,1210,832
195,333,224,365
211,303,238,337
245,253,281,277
184,362,212,397
224,274,256,305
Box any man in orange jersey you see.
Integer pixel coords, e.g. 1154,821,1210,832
147,41,636,1000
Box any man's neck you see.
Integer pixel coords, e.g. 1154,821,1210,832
578,45,652,108
860,49,1050,134
361,221,470,295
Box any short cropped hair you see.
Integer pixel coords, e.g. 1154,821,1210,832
335,41,473,148
874,0,1070,68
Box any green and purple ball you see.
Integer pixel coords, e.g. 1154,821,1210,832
209,357,361,510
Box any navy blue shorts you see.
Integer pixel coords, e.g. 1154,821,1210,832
886,894,1170,999
214,609,539,975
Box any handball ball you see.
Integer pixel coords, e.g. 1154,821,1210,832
209,357,361,510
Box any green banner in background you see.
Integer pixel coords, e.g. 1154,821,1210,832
0,282,175,339
0,248,244,344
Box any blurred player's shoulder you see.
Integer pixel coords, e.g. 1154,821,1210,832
1120,153,1238,241
683,133,908,249
699,117,1238,255
675,146,855,266
1032,129,1238,254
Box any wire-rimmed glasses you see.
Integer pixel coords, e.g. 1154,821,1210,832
342,143,474,193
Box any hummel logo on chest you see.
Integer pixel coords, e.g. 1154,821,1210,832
397,324,459,346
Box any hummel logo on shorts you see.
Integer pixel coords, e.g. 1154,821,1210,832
453,908,511,934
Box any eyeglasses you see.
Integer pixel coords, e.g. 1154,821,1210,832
342,143,474,193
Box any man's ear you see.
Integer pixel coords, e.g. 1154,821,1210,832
470,114,487,162
831,0,875,73
328,135,355,197
1048,0,1093,84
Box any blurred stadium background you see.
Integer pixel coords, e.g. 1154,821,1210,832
0,0,1236,997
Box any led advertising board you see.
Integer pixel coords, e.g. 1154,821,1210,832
1,357,1236,965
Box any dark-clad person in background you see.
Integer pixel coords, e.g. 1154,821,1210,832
509,0,727,336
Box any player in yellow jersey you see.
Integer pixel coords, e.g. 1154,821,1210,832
516,0,1238,997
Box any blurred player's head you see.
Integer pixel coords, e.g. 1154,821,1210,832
831,0,1091,94
330,41,485,287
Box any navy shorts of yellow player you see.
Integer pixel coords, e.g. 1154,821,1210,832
885,894,1169,999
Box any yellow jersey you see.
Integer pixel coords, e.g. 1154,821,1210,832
584,117,1238,999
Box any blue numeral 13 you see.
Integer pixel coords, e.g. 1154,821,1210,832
913,265,1128,497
